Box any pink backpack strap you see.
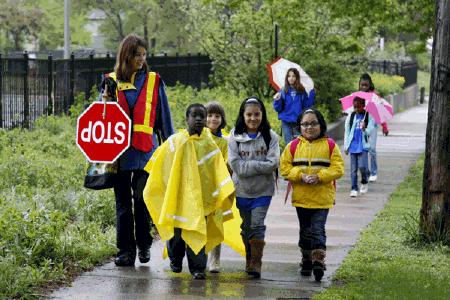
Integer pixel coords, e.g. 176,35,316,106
290,137,301,157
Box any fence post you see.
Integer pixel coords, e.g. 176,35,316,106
151,53,155,71
23,51,29,129
69,52,75,114
175,53,179,83
48,54,53,115
0,53,2,128
187,52,191,85
420,87,425,104
383,60,387,74
88,51,94,99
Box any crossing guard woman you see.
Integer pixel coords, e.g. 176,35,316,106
101,34,174,266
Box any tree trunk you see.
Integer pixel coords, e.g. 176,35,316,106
420,0,450,244
143,14,149,47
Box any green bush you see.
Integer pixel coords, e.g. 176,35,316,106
369,73,405,97
166,85,281,135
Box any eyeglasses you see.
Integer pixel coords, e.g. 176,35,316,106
300,121,320,128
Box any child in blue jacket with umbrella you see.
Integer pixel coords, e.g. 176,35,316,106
273,68,314,144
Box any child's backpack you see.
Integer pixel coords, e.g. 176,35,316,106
349,111,370,143
349,111,369,129
284,136,336,203
289,136,335,158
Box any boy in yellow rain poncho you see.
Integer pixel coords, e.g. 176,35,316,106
143,103,239,280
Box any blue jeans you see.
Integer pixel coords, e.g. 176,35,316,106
281,121,300,144
368,125,378,176
239,205,269,243
350,151,368,191
295,207,329,250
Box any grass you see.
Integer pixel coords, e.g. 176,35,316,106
0,116,117,299
417,71,431,95
314,156,450,300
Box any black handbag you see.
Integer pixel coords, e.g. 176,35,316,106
83,161,118,190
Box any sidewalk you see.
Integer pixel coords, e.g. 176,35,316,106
49,104,428,300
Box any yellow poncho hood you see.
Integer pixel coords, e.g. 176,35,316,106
143,128,237,255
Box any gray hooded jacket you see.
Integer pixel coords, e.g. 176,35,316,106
228,129,280,198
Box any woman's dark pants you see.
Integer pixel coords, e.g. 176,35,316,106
114,170,153,259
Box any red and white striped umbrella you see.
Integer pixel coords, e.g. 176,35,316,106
266,57,314,94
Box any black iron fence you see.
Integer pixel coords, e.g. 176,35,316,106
368,60,418,88
0,52,212,129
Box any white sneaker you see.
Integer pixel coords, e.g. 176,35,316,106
349,190,358,197
360,184,368,194
369,175,377,182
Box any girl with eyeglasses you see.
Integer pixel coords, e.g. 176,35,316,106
228,97,280,278
280,108,344,281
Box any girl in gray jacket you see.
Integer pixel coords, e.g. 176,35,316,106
228,97,280,278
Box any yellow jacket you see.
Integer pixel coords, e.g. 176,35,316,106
208,129,245,256
143,128,237,255
210,132,228,162
280,136,344,208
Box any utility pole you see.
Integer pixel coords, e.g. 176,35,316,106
64,0,71,59
420,0,450,243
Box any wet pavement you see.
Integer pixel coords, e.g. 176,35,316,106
49,104,428,299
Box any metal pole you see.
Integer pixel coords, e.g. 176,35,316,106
23,52,29,128
89,51,94,99
64,0,71,59
48,54,53,115
69,52,75,114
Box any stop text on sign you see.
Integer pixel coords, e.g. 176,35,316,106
80,121,127,144
76,102,131,163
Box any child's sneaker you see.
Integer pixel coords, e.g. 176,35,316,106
369,175,377,182
360,184,368,194
349,190,358,197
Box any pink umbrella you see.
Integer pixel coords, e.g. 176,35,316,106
339,91,393,124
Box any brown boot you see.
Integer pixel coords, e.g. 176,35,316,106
311,249,326,281
243,240,251,273
248,239,265,278
245,252,251,273
300,249,312,276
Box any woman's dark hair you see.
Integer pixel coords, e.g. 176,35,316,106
284,68,305,93
297,108,327,139
114,34,148,82
359,73,375,91
234,97,272,148
205,101,227,130
185,103,207,118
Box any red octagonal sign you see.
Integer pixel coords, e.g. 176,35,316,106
76,102,131,163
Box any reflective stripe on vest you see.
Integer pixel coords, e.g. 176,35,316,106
106,71,159,152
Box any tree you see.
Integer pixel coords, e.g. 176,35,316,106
0,1,43,50
420,0,450,244
36,0,91,51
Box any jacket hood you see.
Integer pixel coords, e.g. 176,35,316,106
230,128,261,143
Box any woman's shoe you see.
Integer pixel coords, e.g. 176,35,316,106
114,254,135,266
138,247,151,263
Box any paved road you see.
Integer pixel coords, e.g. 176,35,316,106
49,103,428,300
